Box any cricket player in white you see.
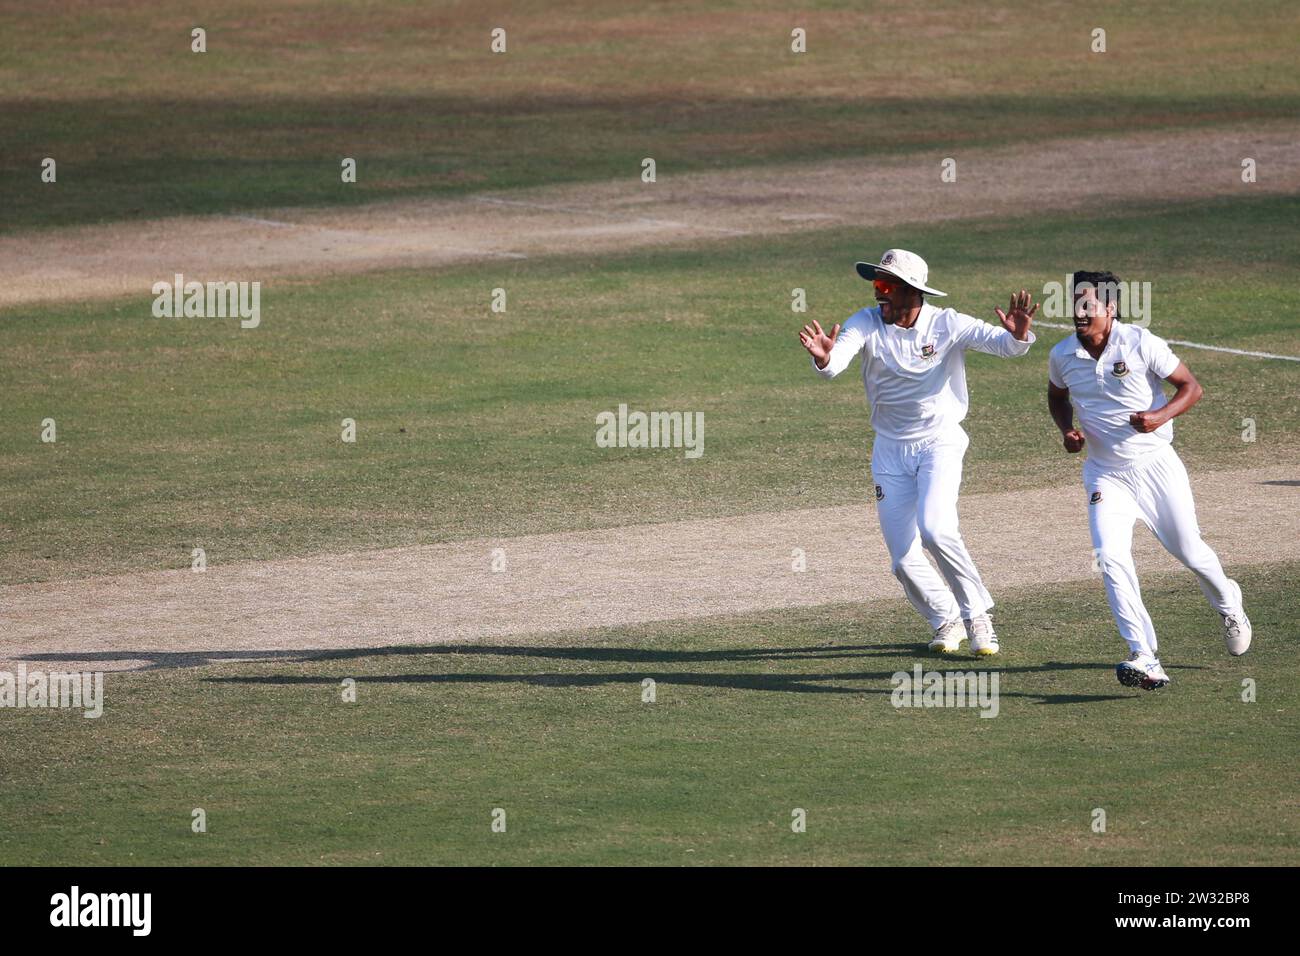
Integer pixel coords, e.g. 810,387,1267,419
799,249,1038,655
1047,271,1252,691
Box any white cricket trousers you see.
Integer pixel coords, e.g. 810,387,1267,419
1084,444,1242,658
871,425,994,628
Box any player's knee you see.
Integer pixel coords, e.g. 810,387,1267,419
890,545,933,580
1094,545,1132,576
1167,536,1213,567
917,518,959,552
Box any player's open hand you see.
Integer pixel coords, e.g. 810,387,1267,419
1062,428,1086,453
798,319,840,367
995,289,1038,341
1129,411,1165,433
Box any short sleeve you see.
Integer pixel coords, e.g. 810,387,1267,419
1140,329,1180,379
1047,348,1066,389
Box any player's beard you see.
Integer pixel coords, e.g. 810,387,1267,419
877,298,894,323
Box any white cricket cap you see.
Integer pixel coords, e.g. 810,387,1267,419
855,248,947,297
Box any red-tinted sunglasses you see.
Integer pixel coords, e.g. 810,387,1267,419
873,277,900,295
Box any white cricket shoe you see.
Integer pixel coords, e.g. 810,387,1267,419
928,618,964,654
1116,653,1171,691
1222,611,1252,656
966,613,999,656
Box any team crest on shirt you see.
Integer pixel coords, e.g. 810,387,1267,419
1089,491,1103,504
920,343,936,359
1112,361,1130,378
875,484,884,501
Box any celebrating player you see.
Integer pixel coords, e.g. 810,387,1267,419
799,249,1037,655
1046,271,1252,690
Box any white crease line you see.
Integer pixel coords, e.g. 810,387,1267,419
227,214,297,228
472,196,751,236
1034,321,1300,362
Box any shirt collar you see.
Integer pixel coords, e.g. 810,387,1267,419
880,301,936,333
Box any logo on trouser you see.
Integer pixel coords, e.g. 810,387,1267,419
875,484,884,501
1089,490,1102,504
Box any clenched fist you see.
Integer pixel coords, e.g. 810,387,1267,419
1129,410,1166,433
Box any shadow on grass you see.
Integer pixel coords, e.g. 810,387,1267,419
20,643,1171,703
198,667,1139,704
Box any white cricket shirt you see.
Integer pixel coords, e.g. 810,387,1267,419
1047,320,1182,470
813,302,1035,442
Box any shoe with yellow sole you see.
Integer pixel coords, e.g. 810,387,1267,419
967,614,1000,656
927,618,964,654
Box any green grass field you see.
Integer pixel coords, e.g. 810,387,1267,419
3,0,1299,230
2,0,1297,868
2,195,1297,584
2,560,1295,866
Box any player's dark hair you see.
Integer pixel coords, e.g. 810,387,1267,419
1071,270,1124,319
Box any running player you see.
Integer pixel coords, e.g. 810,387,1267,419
1046,271,1252,690
799,248,1038,655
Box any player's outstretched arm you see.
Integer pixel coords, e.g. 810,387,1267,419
994,289,1038,342
798,319,839,368
1048,381,1085,452
1130,362,1204,433
956,290,1037,356
800,317,867,377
